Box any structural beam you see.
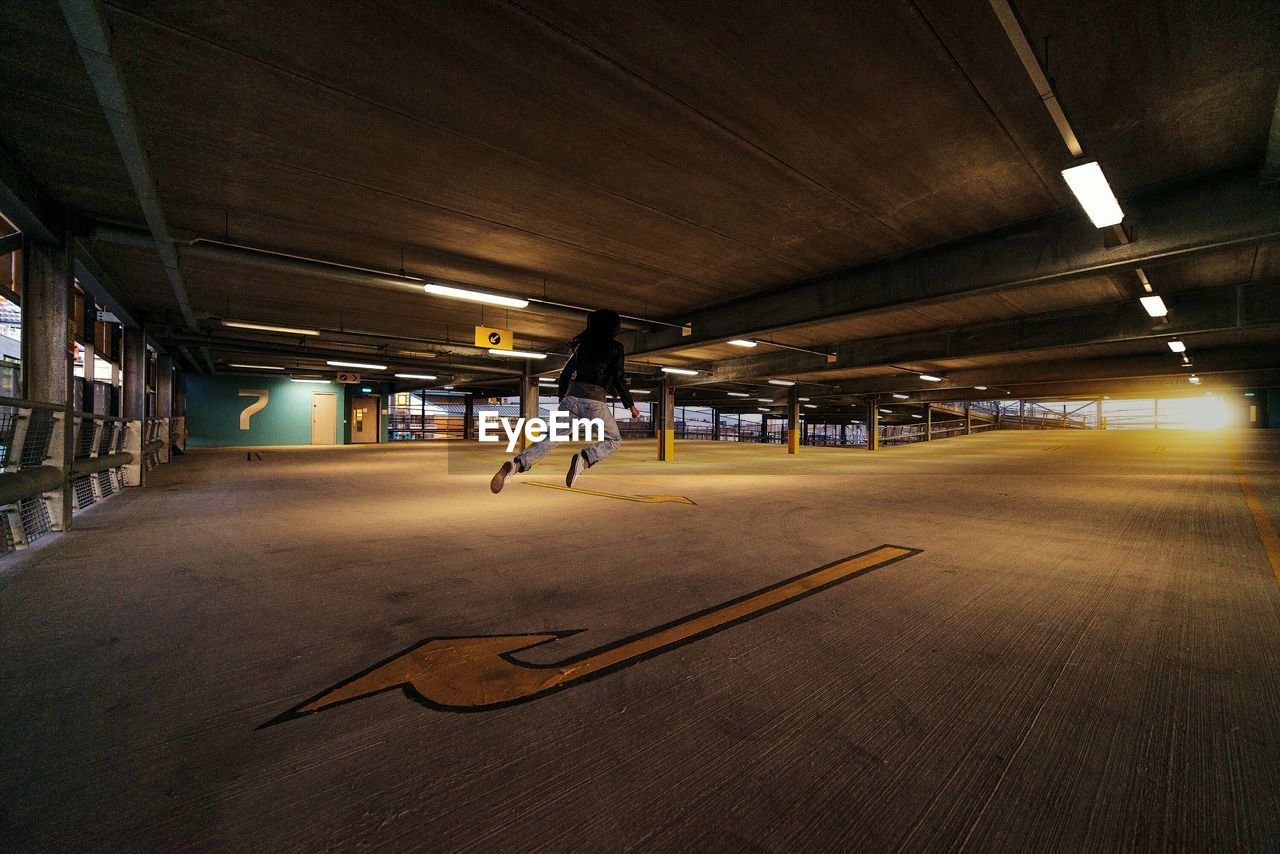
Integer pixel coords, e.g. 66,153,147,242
622,167,1280,357
0,145,56,244
58,0,197,330
72,237,140,328
679,279,1280,385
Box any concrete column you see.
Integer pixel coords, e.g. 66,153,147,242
20,223,74,528
1095,398,1103,430
839,423,846,446
711,408,720,442
463,394,474,440
517,368,538,453
786,386,799,454
964,403,972,435
657,379,675,461
924,403,932,441
123,327,146,421
156,354,173,418
868,401,879,451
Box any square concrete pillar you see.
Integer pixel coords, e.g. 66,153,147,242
658,380,675,461
787,386,800,454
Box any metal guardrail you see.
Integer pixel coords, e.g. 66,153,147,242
0,395,179,556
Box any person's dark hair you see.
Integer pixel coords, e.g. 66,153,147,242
573,309,622,348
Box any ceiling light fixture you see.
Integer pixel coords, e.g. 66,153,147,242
798,397,810,402
1060,161,1125,228
1167,340,1186,353
757,398,773,403
1140,295,1168,318
1189,375,1201,385
630,389,652,395
879,408,892,414
289,378,331,384
919,374,943,382
911,414,923,418
974,386,988,391
228,363,283,371
768,379,796,386
803,404,817,409
660,367,699,376
326,360,387,370
395,373,438,380
757,407,771,412
423,283,529,309
223,319,319,336
489,348,547,359
892,393,909,399
727,339,758,348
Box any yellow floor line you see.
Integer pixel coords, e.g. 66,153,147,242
1229,441,1280,585
524,480,696,505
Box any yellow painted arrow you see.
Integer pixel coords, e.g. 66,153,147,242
265,544,919,724
524,480,696,505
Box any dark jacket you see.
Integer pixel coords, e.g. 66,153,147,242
558,338,634,408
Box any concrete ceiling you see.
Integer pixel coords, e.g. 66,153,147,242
1,0,1278,398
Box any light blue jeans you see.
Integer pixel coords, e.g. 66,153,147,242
515,396,621,470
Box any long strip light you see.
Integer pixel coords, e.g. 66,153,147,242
919,374,943,382
423,283,529,309
879,408,892,414
489,348,547,359
660,367,699,376
727,392,751,398
630,389,652,395
892,393,909,399
537,376,557,384
327,359,387,370
290,378,331,384
767,379,796,386
1140,296,1169,318
229,363,283,371
757,397,773,403
728,339,758,348
1061,161,1124,228
974,386,988,391
223,319,319,336
395,373,437,380
803,404,818,409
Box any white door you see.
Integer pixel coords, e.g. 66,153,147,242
311,393,338,445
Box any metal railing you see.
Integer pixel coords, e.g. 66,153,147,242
0,395,179,556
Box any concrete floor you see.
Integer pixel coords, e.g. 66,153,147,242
2,430,1278,850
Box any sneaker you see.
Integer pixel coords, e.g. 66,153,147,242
566,451,587,488
490,460,518,494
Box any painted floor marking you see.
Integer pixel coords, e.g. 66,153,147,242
524,480,696,505
1229,441,1280,585
265,544,920,724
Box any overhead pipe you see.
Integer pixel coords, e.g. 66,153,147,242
90,224,656,330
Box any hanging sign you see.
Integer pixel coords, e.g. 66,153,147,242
475,325,513,350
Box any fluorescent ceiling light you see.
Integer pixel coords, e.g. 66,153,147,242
660,367,698,376
290,378,330,384
537,377,557,383
892,393,909,399
757,407,771,412
327,360,387,370
919,374,943,382
1167,340,1186,353
423,283,528,309
727,339,757,348
726,392,750,398
974,386,988,391
1061,161,1124,228
1189,376,1201,385
911,414,923,418
442,385,455,389
768,379,796,386
630,389,652,395
803,404,818,409
798,397,810,402
395,373,438,380
228,363,283,371
879,408,892,414
1140,295,1168,317
223,319,319,336
489,348,547,359
757,398,773,403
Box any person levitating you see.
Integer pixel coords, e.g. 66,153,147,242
491,309,639,493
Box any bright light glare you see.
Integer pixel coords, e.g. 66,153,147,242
661,367,698,376
489,349,547,359
728,339,757,348
423,283,529,309
1167,340,1186,353
1061,161,1124,228
1140,296,1168,317
1156,395,1231,429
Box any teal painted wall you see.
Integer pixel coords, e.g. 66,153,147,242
186,374,348,447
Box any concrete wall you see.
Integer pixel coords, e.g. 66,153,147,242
186,374,349,448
